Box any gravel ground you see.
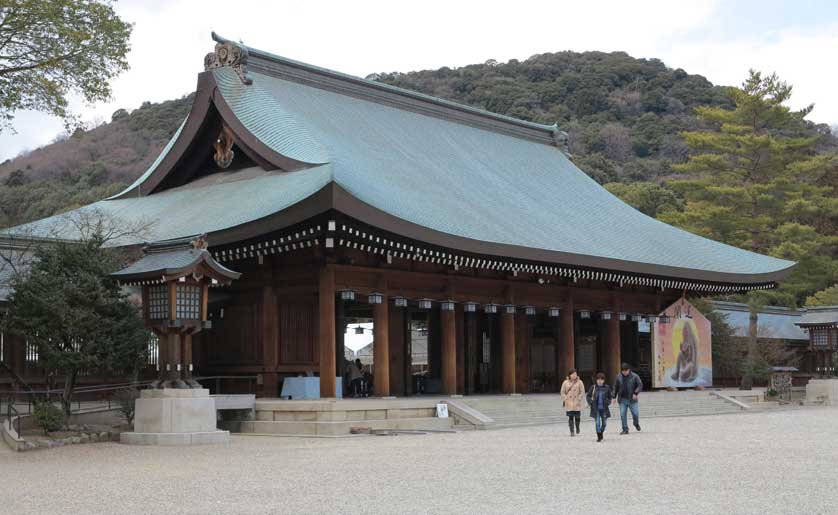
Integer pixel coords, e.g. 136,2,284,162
1,407,837,515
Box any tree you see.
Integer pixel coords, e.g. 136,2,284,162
661,71,838,389
605,181,683,217
806,285,838,307
2,227,148,415
0,0,132,133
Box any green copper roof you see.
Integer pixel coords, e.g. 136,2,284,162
218,66,792,280
4,42,795,286
11,166,332,245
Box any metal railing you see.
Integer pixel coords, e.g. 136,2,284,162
0,375,258,417
3,400,21,437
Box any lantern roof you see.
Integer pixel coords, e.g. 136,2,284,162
111,236,241,285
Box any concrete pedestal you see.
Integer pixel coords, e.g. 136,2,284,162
121,389,229,446
806,379,838,405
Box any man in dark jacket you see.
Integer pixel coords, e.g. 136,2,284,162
613,362,642,434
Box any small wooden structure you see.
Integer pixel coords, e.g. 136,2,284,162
768,366,797,400
795,306,837,377
111,236,240,388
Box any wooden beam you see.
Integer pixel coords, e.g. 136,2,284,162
318,265,337,397
441,307,457,395
373,278,390,397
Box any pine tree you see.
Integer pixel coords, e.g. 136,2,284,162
661,70,838,389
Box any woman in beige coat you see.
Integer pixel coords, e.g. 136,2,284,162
560,369,585,437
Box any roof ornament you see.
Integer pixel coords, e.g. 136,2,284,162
551,123,570,157
213,123,235,169
191,234,209,250
204,39,253,85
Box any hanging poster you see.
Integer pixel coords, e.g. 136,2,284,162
652,298,712,388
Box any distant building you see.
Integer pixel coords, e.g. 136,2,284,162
712,301,830,383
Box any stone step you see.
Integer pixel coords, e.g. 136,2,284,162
240,417,453,437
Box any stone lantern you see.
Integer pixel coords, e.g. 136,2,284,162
112,235,241,445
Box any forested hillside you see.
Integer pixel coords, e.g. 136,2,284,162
1,51,835,307
0,94,193,227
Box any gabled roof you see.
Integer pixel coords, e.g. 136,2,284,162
711,301,808,341
796,306,838,327
5,33,795,289
111,237,241,284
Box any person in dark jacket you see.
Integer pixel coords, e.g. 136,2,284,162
586,372,612,442
613,362,643,434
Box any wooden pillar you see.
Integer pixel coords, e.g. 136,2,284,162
262,286,279,396
183,334,193,379
516,312,530,394
388,308,405,396
166,333,181,382
466,311,478,395
456,306,466,395
606,317,621,384
441,307,457,395
559,298,575,377
501,309,516,394
318,266,337,397
373,291,390,397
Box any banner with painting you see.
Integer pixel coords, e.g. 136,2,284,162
652,298,712,388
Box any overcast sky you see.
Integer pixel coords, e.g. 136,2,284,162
1,0,836,162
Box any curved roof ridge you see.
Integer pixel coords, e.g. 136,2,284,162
212,67,330,166
211,32,561,146
107,117,187,200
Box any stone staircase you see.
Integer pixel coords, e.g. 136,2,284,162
456,390,793,430
232,397,453,437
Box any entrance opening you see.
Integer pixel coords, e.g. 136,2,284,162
341,302,375,397
408,311,431,394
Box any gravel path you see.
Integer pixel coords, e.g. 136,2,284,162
1,407,836,514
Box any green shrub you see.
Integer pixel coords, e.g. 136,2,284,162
33,401,65,435
115,388,140,427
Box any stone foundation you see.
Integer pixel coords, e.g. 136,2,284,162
121,389,228,446
806,379,838,405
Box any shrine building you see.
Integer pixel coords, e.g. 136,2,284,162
1,33,795,398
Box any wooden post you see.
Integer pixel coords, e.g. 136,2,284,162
466,311,478,395
559,297,575,377
318,266,337,397
456,306,466,395
606,317,621,384
516,312,530,393
501,309,516,394
183,334,193,379
373,284,390,397
262,286,279,396
441,307,457,395
167,333,181,382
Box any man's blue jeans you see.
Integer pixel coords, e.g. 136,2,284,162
619,399,639,431
595,409,607,433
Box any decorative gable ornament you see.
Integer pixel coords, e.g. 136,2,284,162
204,38,253,85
